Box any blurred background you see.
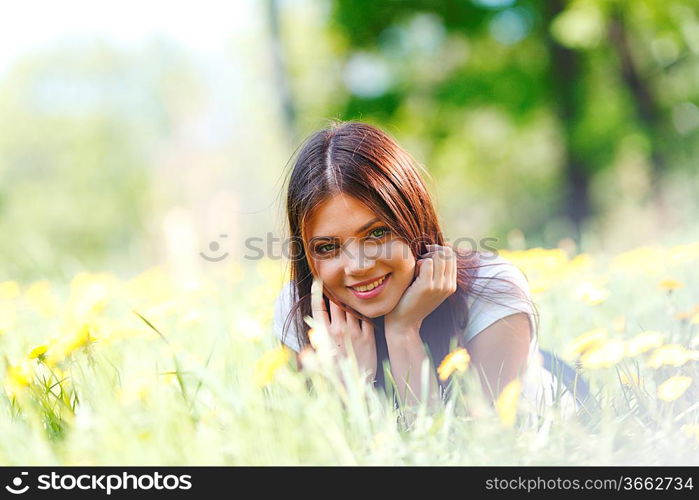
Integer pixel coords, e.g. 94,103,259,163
1,0,698,283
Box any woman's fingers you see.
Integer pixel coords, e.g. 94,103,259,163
344,309,366,339
424,245,456,291
417,257,434,282
311,276,330,331
328,299,346,333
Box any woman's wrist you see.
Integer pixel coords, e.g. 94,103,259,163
384,319,422,344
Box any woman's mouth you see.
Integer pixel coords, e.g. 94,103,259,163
347,273,391,299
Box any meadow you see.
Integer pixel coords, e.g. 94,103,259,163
1,243,698,465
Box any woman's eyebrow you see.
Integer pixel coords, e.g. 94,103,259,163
311,217,381,240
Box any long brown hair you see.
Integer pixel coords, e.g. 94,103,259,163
280,121,537,386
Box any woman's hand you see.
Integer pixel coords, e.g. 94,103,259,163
384,244,458,332
311,277,377,382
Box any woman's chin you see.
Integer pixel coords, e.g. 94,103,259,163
352,301,395,319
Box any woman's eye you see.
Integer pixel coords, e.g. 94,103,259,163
368,226,391,239
316,243,337,254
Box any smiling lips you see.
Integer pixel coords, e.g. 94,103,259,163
348,273,391,299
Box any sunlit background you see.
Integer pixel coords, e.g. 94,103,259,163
1,0,699,466
2,0,698,283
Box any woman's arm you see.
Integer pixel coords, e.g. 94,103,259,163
465,312,531,401
384,321,441,410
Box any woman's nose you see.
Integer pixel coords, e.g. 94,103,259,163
343,240,377,275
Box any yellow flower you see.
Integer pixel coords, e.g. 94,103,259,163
675,304,699,321
619,372,641,387
24,280,59,317
69,272,119,319
563,328,608,359
580,339,625,369
659,278,683,292
0,281,20,300
625,331,665,357
681,424,699,443
254,346,291,387
657,376,692,402
611,246,666,276
647,344,693,368
4,360,34,397
48,323,99,364
0,302,16,336
437,348,471,381
669,243,699,264
612,315,626,333
28,345,48,360
572,281,610,306
495,378,522,427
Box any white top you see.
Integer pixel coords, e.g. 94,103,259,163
273,252,578,416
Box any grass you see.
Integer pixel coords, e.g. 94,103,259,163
1,243,698,465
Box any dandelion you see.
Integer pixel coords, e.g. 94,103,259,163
658,278,683,292
24,280,58,317
657,376,692,402
563,328,608,360
619,372,641,387
4,360,34,398
611,246,665,276
28,345,48,361
0,281,20,300
69,272,118,318
625,331,665,357
437,348,471,381
48,323,99,365
681,424,699,443
675,304,699,321
254,346,291,387
647,344,693,368
0,303,15,336
580,339,625,369
669,242,699,264
495,378,522,427
612,315,626,333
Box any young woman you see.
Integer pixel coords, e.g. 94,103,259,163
273,121,580,412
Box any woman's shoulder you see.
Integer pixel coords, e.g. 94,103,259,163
470,251,529,281
273,281,301,352
463,251,535,344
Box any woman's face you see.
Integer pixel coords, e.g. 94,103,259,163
304,192,416,318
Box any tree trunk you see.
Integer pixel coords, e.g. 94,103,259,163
608,8,670,226
545,0,592,243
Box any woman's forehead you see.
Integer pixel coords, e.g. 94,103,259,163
305,193,378,239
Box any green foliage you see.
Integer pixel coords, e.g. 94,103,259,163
0,41,201,281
